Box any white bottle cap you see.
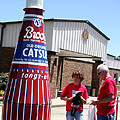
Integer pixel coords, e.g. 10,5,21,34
26,0,43,9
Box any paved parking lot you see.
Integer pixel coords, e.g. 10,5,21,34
51,104,89,120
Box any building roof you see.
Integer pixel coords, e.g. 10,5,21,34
107,53,120,61
45,18,110,40
107,53,116,58
2,21,22,24
1,18,110,40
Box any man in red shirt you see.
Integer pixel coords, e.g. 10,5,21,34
60,71,89,120
91,64,117,120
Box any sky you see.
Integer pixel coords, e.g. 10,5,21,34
0,0,120,57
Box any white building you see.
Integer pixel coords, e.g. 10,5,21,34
0,18,120,98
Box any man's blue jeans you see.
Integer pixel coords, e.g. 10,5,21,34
97,112,115,120
66,111,83,120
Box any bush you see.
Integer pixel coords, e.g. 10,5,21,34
0,90,4,96
0,72,9,91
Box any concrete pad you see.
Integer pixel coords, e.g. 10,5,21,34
0,96,120,120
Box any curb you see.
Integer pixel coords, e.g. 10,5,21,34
51,104,66,108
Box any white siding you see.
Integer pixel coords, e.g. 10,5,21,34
1,20,108,61
105,55,120,70
44,21,54,51
52,21,108,61
2,22,54,50
2,23,21,47
0,24,2,44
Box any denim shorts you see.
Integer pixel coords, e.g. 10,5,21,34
66,111,83,120
97,112,115,120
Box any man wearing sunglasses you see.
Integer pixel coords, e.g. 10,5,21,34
91,64,117,120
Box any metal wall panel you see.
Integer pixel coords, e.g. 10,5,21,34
44,21,54,51
2,22,54,51
1,20,120,70
1,20,108,61
52,21,108,61
2,23,22,47
106,55,120,70
0,24,2,44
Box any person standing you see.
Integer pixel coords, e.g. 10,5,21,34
91,64,117,120
60,71,89,120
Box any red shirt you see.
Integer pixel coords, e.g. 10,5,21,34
61,83,89,111
97,76,117,115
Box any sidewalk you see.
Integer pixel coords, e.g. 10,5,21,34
51,96,97,120
0,96,119,120
0,97,96,120
52,96,97,107
0,104,2,120
51,96,120,120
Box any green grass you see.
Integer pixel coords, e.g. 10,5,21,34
0,101,3,104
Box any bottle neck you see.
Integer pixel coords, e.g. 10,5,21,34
24,8,44,15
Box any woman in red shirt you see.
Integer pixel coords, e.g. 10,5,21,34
60,71,89,120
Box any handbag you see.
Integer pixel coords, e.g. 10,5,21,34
88,105,97,120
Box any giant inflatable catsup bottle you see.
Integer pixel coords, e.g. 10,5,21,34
3,0,51,120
